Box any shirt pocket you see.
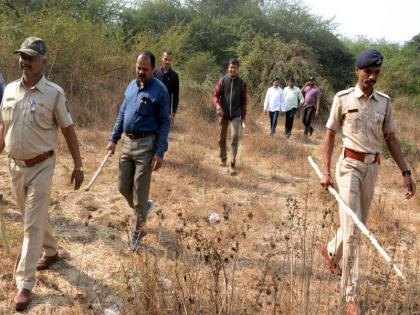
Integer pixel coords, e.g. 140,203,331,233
136,95,157,116
344,111,361,134
373,111,385,135
34,102,55,130
1,100,17,125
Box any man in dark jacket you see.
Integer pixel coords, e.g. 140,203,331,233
153,50,179,125
213,58,247,175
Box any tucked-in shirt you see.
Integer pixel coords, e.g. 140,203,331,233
326,84,396,154
303,85,321,107
263,86,284,112
153,67,179,115
110,77,170,157
0,75,73,160
283,86,303,112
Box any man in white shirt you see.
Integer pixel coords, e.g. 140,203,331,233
263,78,284,135
283,78,304,138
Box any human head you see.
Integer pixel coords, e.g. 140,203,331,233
288,77,295,88
355,49,383,93
162,50,173,71
272,78,280,87
308,76,315,86
136,51,155,84
228,58,239,78
15,37,47,78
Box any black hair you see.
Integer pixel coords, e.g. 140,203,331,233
163,50,173,56
288,77,295,82
138,51,155,68
229,58,239,67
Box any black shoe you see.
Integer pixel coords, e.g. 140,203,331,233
309,126,314,136
230,162,237,176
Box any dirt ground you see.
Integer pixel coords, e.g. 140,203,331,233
0,109,419,314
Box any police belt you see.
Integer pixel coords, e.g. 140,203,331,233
344,148,380,164
12,151,54,167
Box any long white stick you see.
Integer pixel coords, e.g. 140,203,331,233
308,156,405,279
84,151,112,191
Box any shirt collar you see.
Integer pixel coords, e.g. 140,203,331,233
20,75,47,94
161,66,172,73
354,84,379,100
137,77,154,89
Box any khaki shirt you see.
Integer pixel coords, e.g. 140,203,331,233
0,76,73,160
326,84,396,154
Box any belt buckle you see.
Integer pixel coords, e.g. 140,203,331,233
365,154,376,163
12,158,27,167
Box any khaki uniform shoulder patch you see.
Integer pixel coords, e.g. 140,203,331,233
45,80,65,95
336,87,354,98
375,90,390,100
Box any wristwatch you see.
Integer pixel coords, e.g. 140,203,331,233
402,170,412,177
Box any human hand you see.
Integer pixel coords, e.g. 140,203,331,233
71,168,84,190
107,142,116,155
152,155,163,171
216,107,224,117
403,175,416,199
320,173,333,190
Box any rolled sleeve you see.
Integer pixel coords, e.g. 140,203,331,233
54,93,73,128
383,99,396,134
325,94,341,131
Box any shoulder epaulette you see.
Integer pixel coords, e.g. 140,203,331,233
336,87,354,97
8,79,21,86
375,90,390,100
45,80,64,94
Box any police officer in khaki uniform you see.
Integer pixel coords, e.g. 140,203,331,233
320,49,416,315
0,37,84,311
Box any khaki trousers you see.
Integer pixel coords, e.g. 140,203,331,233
8,155,57,290
327,153,378,302
219,117,241,164
118,135,156,232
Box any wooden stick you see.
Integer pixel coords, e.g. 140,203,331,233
308,156,405,279
84,151,112,191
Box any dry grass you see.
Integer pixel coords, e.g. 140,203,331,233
0,91,419,314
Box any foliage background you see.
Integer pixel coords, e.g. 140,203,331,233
0,0,418,126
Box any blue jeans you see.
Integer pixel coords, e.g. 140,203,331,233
269,111,279,134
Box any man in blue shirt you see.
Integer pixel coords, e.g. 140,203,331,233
107,51,170,251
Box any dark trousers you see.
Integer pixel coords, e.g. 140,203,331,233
118,135,156,232
302,106,315,135
269,111,280,134
284,107,297,137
